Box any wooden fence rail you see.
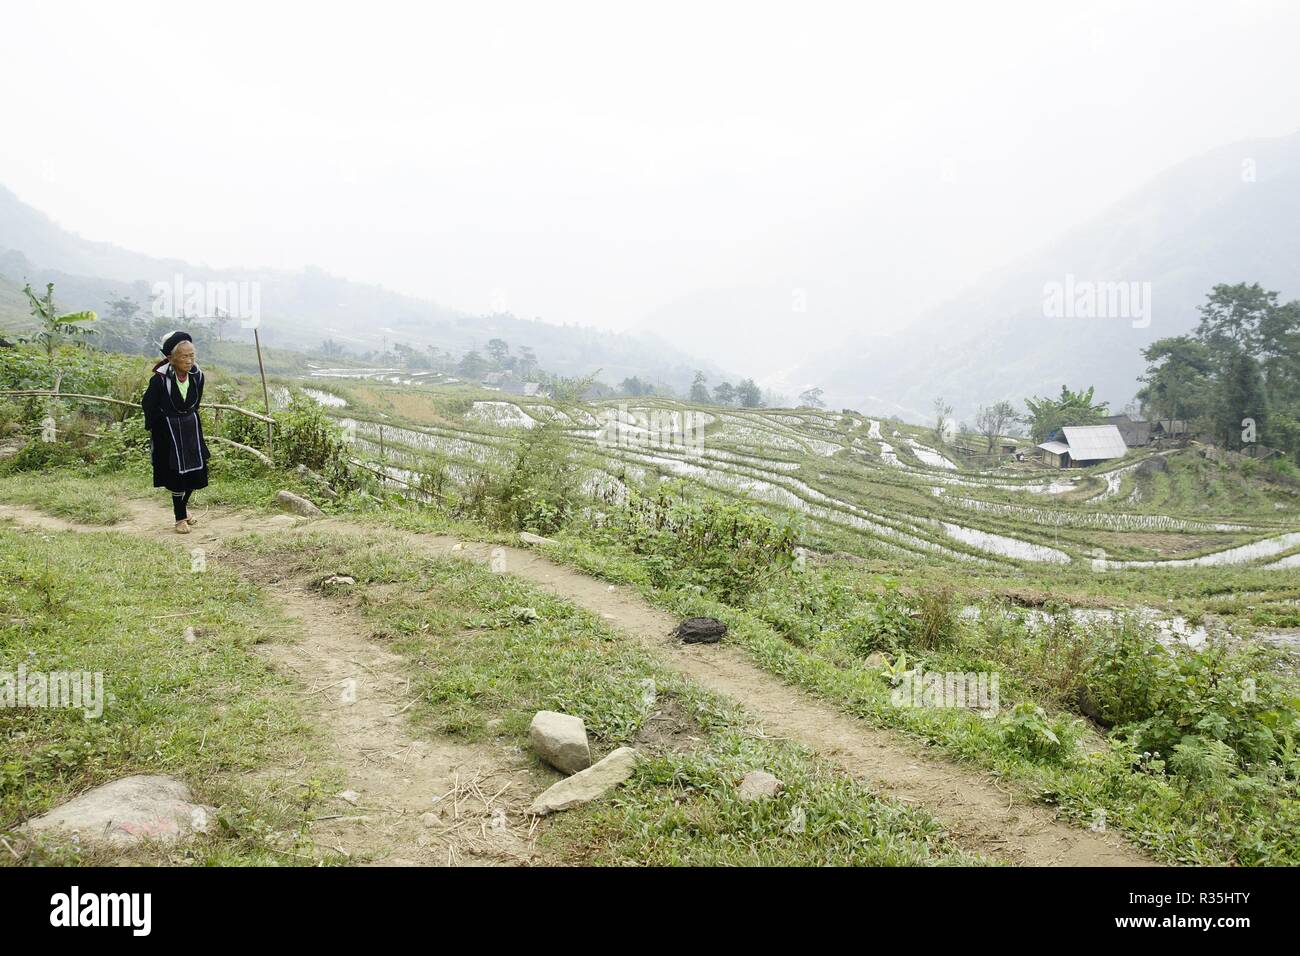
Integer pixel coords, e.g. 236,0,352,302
0,389,277,425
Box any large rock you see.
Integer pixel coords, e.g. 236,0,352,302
675,616,727,644
529,747,639,815
275,490,324,517
25,775,214,846
529,711,591,774
737,770,784,802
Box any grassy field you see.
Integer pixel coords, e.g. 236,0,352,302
0,527,328,865
232,529,988,866
2,343,1297,866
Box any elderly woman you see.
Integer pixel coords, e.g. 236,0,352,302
141,331,210,533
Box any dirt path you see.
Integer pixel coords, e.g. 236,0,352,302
0,502,540,867
1,500,1155,866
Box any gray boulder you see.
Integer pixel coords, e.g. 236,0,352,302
275,490,324,517
529,747,639,815
26,775,214,846
529,711,591,774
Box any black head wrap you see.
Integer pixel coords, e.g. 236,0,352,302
160,330,193,356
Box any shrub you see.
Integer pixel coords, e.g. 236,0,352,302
999,701,1080,765
593,481,797,603
273,396,353,482
1085,628,1298,776
913,586,959,651
491,418,580,534
845,580,916,656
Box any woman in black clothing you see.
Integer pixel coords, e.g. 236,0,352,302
141,331,210,534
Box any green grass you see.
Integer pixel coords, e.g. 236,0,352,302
545,533,1300,866
0,474,130,524
0,527,332,865
235,528,990,866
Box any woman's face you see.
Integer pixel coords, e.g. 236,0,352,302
170,342,196,374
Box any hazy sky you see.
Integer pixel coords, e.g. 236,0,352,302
2,0,1299,368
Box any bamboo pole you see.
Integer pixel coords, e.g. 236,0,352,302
253,327,275,462
0,390,275,424
208,435,274,467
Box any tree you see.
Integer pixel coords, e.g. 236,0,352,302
713,381,736,405
797,386,825,409
98,296,144,351
1022,385,1108,442
517,346,539,379
736,378,763,408
975,400,1016,453
20,283,97,371
689,370,711,404
619,376,653,397
458,350,488,379
1195,282,1275,356
1140,283,1300,459
486,338,510,368
1220,352,1267,450
932,396,954,445
1136,336,1216,424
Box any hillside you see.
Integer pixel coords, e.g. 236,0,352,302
0,186,728,390
794,130,1300,422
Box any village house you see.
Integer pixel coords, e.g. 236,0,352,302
1036,424,1128,468
1102,413,1152,447
1151,419,1190,441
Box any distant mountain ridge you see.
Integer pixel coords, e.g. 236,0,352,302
0,185,728,390
791,130,1300,423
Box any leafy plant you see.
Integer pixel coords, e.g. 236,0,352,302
999,701,1079,764
19,283,97,373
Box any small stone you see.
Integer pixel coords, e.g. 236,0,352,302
637,678,657,709
864,651,890,669
675,616,727,644
323,575,356,587
519,531,556,546
183,626,197,644
268,515,298,527
528,747,639,815
529,711,591,774
737,770,784,802
337,790,360,805
274,490,324,517
420,811,440,828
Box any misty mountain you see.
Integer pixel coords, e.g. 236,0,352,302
0,185,727,391
791,131,1300,423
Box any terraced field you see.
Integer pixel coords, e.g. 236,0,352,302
294,377,1300,579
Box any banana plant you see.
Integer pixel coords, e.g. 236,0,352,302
20,282,98,371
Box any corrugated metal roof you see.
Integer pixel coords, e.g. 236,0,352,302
1062,425,1127,461
1037,441,1070,454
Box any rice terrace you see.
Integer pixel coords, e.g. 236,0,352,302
0,1,1297,937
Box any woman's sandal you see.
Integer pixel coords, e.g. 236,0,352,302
186,515,200,527
175,520,191,535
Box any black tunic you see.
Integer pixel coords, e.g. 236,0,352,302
142,364,210,492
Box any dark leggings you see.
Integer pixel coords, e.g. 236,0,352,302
171,490,193,521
